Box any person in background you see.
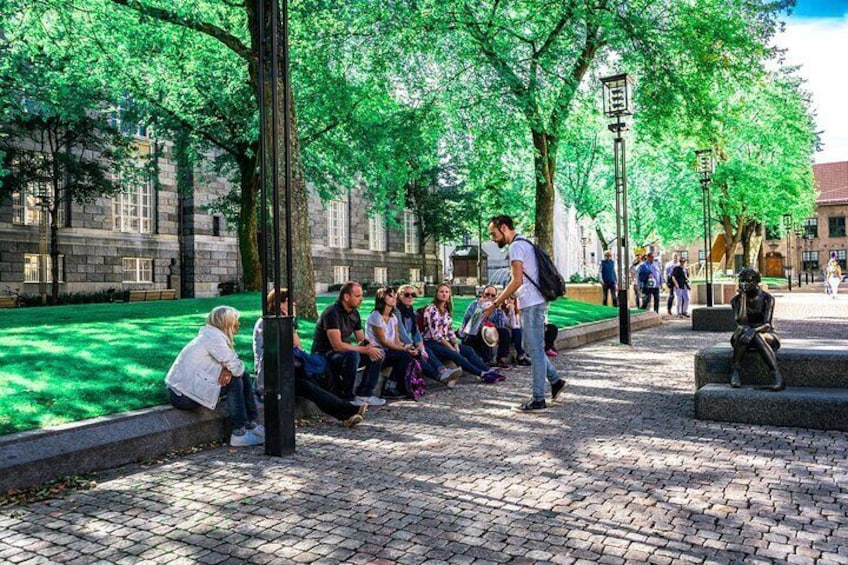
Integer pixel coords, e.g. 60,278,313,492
670,257,691,318
311,281,386,407
826,258,842,299
637,252,662,313
599,249,618,307
166,305,264,447
664,252,680,316
394,284,461,386
254,289,366,427
629,255,643,308
545,323,559,357
499,296,531,366
421,283,506,383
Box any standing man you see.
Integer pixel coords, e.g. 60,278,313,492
599,249,618,307
484,215,565,412
637,252,662,313
664,252,680,316
312,281,386,406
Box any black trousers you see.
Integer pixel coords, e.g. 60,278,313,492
296,371,358,421
602,282,618,306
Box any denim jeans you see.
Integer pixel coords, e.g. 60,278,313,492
168,387,201,410
602,282,619,307
425,341,488,376
224,374,259,430
326,350,383,400
296,372,357,421
641,288,660,313
382,349,414,393
420,344,445,381
522,302,560,401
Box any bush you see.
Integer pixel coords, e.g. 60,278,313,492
568,273,599,284
18,288,121,307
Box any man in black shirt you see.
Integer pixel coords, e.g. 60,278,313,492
312,281,386,406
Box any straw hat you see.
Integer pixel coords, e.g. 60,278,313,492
481,324,499,347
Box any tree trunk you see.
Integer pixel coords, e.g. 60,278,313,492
531,129,557,255
236,155,262,291
246,0,316,317
50,207,59,305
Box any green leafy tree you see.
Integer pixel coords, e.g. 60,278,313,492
0,33,133,304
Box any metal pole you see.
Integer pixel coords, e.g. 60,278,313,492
258,0,296,456
613,115,631,345
786,231,792,292
702,178,713,307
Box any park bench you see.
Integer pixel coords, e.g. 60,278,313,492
127,289,178,302
694,339,848,431
0,296,18,308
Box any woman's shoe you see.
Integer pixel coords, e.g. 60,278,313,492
342,414,363,428
230,430,263,447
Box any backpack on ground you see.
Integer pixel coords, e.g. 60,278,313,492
404,360,426,400
514,236,567,301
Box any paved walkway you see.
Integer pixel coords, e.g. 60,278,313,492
2,292,848,564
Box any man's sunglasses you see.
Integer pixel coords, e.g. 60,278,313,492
402,292,417,298
483,292,496,298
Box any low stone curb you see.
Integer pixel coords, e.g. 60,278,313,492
0,311,661,493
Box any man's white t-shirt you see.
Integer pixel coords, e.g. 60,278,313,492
509,237,545,308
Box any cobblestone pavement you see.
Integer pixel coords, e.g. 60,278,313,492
2,293,848,564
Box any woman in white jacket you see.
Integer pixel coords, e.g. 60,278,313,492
165,306,263,446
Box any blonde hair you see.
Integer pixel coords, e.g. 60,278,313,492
206,305,240,348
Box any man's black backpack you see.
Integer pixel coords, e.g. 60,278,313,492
514,236,567,301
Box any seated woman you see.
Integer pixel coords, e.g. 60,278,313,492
165,306,264,447
254,289,366,427
366,287,416,398
394,284,461,386
459,285,512,368
421,283,506,383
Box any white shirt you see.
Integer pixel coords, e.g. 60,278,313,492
509,237,545,308
366,310,399,349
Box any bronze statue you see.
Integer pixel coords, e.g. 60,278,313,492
729,268,784,391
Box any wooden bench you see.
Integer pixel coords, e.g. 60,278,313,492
128,289,178,302
0,296,18,308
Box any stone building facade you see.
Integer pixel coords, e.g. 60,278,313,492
1,137,440,299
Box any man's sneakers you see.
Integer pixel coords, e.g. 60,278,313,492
230,428,264,447
355,395,386,406
518,399,548,412
516,355,531,366
551,379,565,402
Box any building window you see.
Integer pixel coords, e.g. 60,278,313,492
123,257,153,283
698,250,706,262
328,199,348,248
109,93,148,137
12,182,47,226
113,178,153,233
829,216,845,238
24,254,64,283
404,210,419,254
374,267,388,285
333,265,349,285
213,215,222,237
803,217,818,238
801,251,819,272
369,217,386,252
410,268,421,282
679,251,689,261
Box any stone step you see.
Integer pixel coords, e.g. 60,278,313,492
694,339,848,389
694,384,848,431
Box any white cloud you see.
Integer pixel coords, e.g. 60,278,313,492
775,16,848,164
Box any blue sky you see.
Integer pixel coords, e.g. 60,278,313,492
789,0,848,18
777,0,848,163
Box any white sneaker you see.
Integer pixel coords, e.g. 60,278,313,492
350,398,368,407
359,395,386,406
230,430,263,447
248,424,265,439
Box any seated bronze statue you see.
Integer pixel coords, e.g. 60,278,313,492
729,268,784,391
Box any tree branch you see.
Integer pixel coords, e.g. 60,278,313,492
106,0,251,60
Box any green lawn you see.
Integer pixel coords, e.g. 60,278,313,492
0,293,618,435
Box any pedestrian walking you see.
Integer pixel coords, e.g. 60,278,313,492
599,249,618,307
484,215,565,412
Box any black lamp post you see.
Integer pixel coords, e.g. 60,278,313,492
580,226,588,278
804,233,814,284
257,0,297,456
783,213,793,292
601,73,634,345
695,149,714,307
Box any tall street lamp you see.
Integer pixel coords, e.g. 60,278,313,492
783,213,793,292
695,149,714,307
257,0,297,456
580,225,588,278
601,73,634,345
